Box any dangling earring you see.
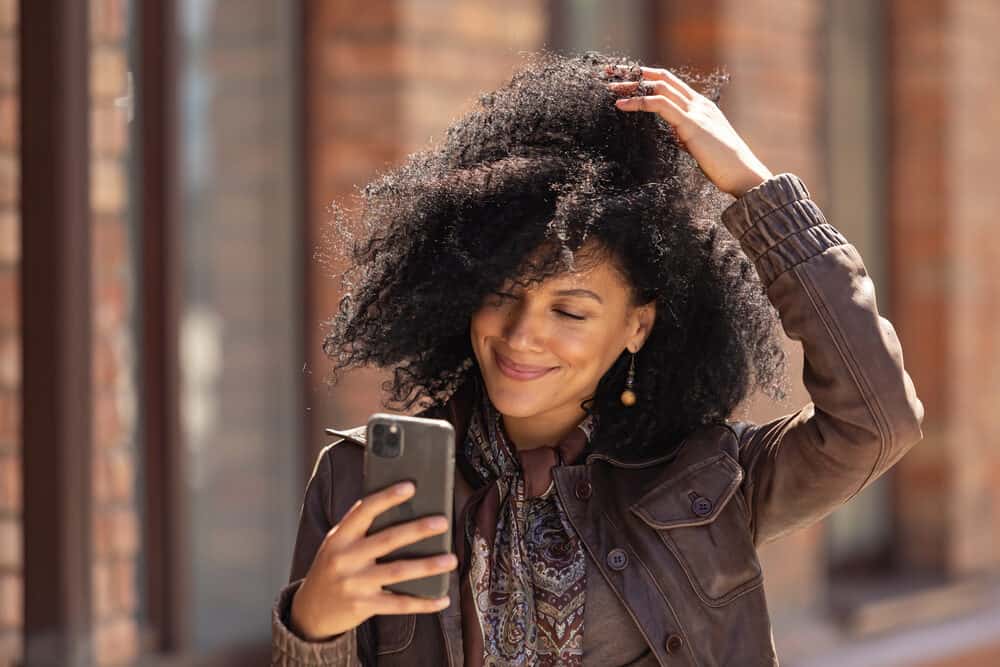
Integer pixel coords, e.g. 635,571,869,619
620,350,637,407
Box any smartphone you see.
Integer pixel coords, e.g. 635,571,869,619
363,412,455,599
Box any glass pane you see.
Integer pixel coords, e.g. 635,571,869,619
824,0,893,574
557,0,649,57
175,0,302,650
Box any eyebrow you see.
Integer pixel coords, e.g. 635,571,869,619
554,288,604,304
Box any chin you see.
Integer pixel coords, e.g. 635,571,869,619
490,395,546,418
481,377,552,418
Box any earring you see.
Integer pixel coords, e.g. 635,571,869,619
620,350,637,407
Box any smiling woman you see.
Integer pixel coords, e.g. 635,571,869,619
274,48,924,667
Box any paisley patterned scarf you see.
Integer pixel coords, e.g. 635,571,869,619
456,378,595,666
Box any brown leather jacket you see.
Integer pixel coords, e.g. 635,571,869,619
270,173,925,666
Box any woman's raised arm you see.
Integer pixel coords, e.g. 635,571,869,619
720,173,924,546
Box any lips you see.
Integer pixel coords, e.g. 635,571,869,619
494,349,557,381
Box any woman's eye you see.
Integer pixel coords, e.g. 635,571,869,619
555,309,585,321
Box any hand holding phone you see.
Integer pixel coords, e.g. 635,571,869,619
288,481,457,641
361,414,456,598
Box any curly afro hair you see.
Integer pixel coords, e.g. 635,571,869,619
322,49,788,461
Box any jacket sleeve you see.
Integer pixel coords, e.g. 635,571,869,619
271,444,361,666
720,173,925,547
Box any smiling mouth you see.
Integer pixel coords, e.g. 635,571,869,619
493,350,557,381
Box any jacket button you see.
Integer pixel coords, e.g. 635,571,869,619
665,634,684,654
575,480,592,500
606,548,629,571
691,495,713,517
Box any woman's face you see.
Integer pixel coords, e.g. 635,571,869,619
470,249,656,429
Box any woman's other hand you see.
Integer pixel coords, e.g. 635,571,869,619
289,481,457,640
605,65,773,198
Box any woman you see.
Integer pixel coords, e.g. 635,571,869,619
271,51,924,666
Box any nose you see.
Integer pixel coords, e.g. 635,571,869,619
502,300,547,352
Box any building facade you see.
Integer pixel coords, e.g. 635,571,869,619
1,0,999,664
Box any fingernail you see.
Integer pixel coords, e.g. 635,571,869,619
395,482,415,495
436,554,457,567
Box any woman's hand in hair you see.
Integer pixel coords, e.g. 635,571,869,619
605,65,773,198
289,481,456,640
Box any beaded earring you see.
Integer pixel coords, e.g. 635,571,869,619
620,350,637,407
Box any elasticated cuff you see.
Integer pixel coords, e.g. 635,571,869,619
271,579,357,665
720,173,849,289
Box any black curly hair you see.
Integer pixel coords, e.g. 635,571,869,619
321,49,789,461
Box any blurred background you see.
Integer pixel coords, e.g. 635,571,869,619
2,0,999,665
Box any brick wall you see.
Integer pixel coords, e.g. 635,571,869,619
0,0,19,663
0,2,141,663
890,0,1000,579
90,0,141,664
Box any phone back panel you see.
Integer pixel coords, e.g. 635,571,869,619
363,413,455,599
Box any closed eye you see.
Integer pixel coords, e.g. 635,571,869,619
490,291,586,320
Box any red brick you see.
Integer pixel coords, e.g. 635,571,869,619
0,153,16,207
93,450,110,505
109,507,138,557
90,45,127,102
94,279,127,336
0,451,18,512
93,394,122,450
93,512,111,559
93,335,117,390
107,448,134,503
0,389,15,446
91,104,127,157
111,558,136,613
93,560,113,619
92,217,127,283
90,0,126,43
0,335,18,389
315,0,396,35
94,615,137,666
0,93,15,151
0,0,15,33
0,37,13,91
0,574,21,629
0,209,14,267
320,40,399,81
91,158,126,215
0,268,16,330
0,519,19,569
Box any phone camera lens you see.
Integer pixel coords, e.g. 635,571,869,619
372,422,402,458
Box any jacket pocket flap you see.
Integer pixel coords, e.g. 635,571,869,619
629,453,744,529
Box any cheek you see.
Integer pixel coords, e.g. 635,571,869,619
470,307,496,337
550,326,615,373
469,307,499,352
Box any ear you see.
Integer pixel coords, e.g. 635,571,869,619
625,300,657,353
